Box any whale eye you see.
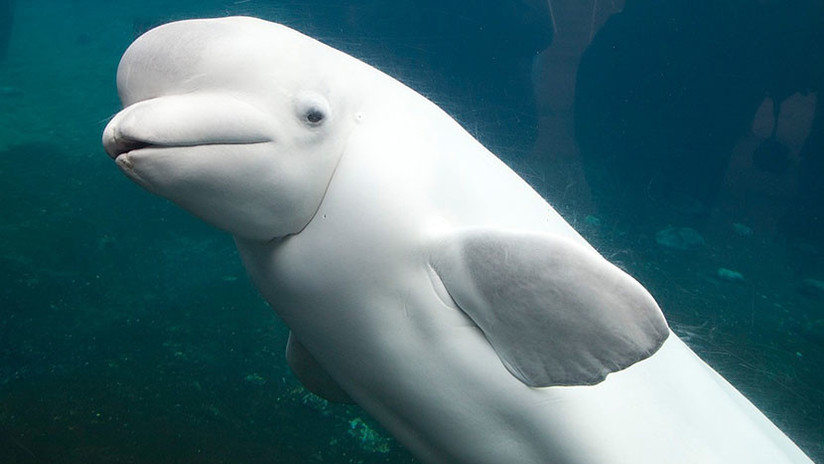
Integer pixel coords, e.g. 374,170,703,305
295,92,331,127
305,107,325,124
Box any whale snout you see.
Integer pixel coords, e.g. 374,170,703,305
102,92,276,161
102,121,151,159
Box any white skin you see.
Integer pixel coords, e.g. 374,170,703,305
103,17,813,464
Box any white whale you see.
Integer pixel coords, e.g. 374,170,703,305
101,16,813,464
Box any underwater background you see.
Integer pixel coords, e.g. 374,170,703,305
1,0,822,462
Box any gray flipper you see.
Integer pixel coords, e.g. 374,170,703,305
286,332,354,404
430,229,669,387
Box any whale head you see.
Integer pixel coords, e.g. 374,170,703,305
102,17,360,241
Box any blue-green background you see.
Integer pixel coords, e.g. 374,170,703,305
1,1,822,462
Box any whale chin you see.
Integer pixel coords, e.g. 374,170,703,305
106,140,322,242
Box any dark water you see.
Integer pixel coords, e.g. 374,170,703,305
1,0,822,462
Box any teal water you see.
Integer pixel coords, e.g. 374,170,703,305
1,1,822,462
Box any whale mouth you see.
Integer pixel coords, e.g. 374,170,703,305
102,93,277,160
103,131,270,160
104,133,156,159
102,125,186,160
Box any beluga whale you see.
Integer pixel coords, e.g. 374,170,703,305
101,16,813,464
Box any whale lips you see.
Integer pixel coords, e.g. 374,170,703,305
102,124,271,160
102,129,198,159
102,92,279,161
103,131,154,159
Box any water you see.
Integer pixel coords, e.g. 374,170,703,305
1,0,822,462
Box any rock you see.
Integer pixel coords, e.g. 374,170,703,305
244,373,266,386
584,215,602,227
0,86,22,97
732,223,753,236
798,278,824,300
803,319,824,345
655,226,705,250
672,195,706,216
716,268,744,282
348,417,392,453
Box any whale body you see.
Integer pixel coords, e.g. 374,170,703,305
102,16,813,464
